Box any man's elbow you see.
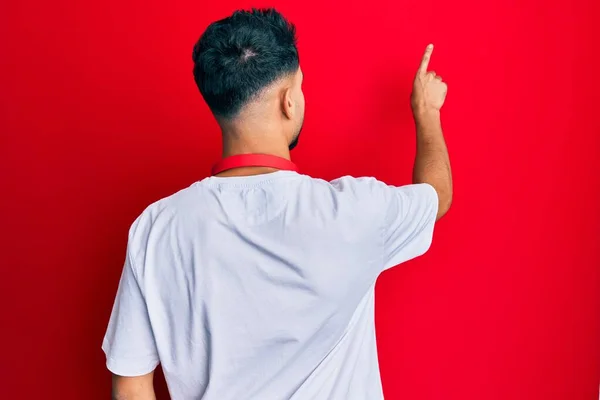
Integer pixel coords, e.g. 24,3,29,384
436,190,453,221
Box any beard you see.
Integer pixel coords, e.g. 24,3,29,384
288,133,300,150
288,120,303,151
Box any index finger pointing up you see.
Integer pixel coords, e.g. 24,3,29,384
418,44,434,75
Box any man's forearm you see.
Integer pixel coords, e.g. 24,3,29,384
412,110,453,219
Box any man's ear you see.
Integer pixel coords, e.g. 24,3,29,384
281,87,295,120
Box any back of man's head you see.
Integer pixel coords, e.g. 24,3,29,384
192,8,300,120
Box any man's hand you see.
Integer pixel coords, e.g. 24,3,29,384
411,44,448,115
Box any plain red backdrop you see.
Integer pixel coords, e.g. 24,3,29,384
1,0,599,399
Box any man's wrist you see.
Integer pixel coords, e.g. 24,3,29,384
413,108,442,132
412,106,440,121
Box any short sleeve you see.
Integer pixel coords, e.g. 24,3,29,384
102,245,159,376
380,183,439,270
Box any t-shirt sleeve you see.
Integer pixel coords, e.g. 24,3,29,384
380,182,439,270
102,244,159,377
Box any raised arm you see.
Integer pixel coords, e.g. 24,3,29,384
411,44,453,220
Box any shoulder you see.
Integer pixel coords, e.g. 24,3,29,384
297,175,391,222
127,183,201,245
328,175,385,195
324,175,392,207
328,176,437,204
319,176,438,223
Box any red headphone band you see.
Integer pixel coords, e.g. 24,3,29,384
211,154,299,176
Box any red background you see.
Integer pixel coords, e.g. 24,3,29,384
1,0,599,399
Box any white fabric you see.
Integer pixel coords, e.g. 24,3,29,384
102,171,438,400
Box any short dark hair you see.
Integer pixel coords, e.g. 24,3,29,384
192,8,300,119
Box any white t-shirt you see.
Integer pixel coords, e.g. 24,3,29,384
102,171,438,400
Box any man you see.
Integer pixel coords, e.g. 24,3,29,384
103,8,452,400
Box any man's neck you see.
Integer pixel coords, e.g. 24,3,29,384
222,148,290,160
221,132,291,157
